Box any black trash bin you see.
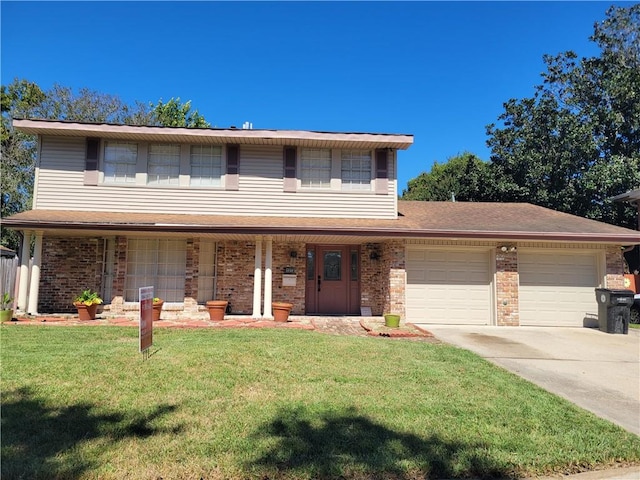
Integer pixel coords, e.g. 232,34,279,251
594,288,635,334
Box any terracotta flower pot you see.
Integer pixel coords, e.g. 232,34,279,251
75,303,98,321
206,300,228,321
272,302,293,322
152,300,164,322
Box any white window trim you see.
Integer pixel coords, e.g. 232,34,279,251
340,149,373,191
100,142,230,189
297,148,375,193
189,144,224,188
147,143,181,186
102,141,138,184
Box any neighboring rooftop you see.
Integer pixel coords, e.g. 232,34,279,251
611,188,640,204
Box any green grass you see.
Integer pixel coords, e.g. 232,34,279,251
2,326,639,480
629,322,639,329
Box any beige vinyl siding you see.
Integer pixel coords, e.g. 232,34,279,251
34,136,398,219
33,136,86,209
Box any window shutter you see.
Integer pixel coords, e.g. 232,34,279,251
84,138,100,185
226,144,239,190
375,149,389,195
283,146,297,192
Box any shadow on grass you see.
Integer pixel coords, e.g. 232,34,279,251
1,386,182,480
248,405,515,480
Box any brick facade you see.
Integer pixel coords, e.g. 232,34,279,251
216,240,257,314
271,241,306,314
495,248,519,326
35,234,629,325
215,239,307,315
39,236,106,313
360,243,384,315
382,240,406,319
605,246,625,289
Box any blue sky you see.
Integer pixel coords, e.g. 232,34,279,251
1,1,626,192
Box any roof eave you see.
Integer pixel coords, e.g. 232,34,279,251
12,118,414,150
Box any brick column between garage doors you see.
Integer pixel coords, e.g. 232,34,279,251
605,246,625,289
496,248,519,326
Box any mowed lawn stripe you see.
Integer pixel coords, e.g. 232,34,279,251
2,326,638,479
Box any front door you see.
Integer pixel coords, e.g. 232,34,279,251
306,245,360,314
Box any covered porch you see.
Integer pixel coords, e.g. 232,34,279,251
12,228,406,320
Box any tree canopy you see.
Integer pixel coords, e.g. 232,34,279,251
1,80,211,249
402,153,491,202
403,4,640,229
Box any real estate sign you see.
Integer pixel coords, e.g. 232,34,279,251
139,286,154,353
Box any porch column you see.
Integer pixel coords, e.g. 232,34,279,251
27,231,43,315
263,236,273,319
252,237,263,318
17,230,32,312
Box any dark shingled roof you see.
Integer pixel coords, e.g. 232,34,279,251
3,201,639,244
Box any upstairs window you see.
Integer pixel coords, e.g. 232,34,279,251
148,144,180,185
190,145,223,187
341,150,372,190
300,148,331,188
104,142,137,183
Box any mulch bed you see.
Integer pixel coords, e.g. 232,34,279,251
359,318,435,339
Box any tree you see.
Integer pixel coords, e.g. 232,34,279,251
150,98,210,128
402,153,492,202
1,80,53,250
486,4,640,228
0,80,211,250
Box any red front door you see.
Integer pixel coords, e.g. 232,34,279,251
305,245,360,314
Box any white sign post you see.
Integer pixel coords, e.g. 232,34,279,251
139,286,154,356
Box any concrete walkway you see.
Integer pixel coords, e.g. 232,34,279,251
416,325,640,436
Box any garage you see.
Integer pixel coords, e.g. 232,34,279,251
406,248,492,324
518,250,600,326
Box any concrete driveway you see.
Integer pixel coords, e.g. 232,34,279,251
415,325,640,435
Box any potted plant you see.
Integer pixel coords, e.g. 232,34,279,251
73,289,103,320
384,313,401,328
0,292,14,322
272,302,293,322
152,297,164,322
205,300,228,321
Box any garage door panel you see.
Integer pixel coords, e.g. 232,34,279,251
406,248,491,325
519,251,598,327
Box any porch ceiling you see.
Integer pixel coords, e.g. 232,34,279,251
22,229,385,244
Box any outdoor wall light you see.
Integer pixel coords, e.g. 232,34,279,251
370,251,381,260
499,245,518,253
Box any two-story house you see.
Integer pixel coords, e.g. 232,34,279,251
4,118,640,326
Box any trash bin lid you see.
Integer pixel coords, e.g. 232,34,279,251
606,289,635,296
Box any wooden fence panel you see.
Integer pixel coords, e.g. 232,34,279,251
1,257,19,307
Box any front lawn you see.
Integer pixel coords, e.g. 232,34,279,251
2,326,638,479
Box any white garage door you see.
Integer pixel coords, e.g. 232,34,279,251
406,248,492,324
519,250,599,326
